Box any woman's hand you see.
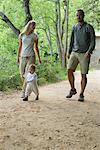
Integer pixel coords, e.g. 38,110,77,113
17,56,20,64
39,58,42,64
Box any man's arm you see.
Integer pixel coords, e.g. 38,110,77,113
87,25,96,54
68,27,74,58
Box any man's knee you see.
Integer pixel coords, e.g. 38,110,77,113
68,69,74,75
81,74,87,80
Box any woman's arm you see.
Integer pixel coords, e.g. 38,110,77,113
34,35,42,64
17,37,22,64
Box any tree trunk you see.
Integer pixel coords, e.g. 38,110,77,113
0,12,20,37
0,0,32,36
23,0,32,25
55,0,69,68
55,1,62,61
63,0,69,68
57,0,63,56
47,25,53,56
44,28,53,56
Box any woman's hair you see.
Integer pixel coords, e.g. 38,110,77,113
20,20,36,36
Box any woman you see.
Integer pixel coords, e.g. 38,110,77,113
17,20,41,98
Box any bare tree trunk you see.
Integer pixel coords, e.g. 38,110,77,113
23,0,32,25
55,1,62,61
63,0,69,67
57,0,63,55
47,25,53,56
61,12,65,41
0,12,20,37
55,0,69,67
44,27,53,56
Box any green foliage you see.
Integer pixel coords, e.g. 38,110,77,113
69,0,100,31
0,51,21,90
81,0,100,30
0,0,99,91
37,60,66,86
0,74,21,91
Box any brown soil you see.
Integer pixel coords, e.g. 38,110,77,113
0,70,100,150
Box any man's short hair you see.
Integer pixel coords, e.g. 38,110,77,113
77,9,85,17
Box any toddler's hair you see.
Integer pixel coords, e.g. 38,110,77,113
29,64,36,71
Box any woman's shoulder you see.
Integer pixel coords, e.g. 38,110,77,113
33,32,38,39
19,33,25,39
18,33,22,39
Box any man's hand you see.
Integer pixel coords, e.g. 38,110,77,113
85,52,91,59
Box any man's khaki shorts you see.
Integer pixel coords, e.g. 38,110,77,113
67,52,90,74
19,56,35,78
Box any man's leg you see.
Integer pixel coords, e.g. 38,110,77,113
80,74,87,95
78,53,90,101
66,69,77,98
78,74,87,101
68,69,75,90
66,52,79,98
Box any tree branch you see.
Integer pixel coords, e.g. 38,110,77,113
0,11,20,37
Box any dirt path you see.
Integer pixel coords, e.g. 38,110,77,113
0,70,100,150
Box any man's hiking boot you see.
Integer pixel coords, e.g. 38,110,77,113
78,94,84,102
66,89,77,98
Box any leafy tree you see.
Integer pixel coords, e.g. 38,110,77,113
0,0,99,90
81,0,100,30
0,0,70,67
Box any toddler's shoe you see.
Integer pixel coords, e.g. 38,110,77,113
35,95,39,100
23,96,28,101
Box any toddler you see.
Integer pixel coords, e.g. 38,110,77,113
23,64,39,101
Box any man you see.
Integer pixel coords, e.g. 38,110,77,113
66,9,95,102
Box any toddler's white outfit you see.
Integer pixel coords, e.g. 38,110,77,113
25,72,39,97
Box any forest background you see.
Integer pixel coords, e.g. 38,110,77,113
0,0,99,91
